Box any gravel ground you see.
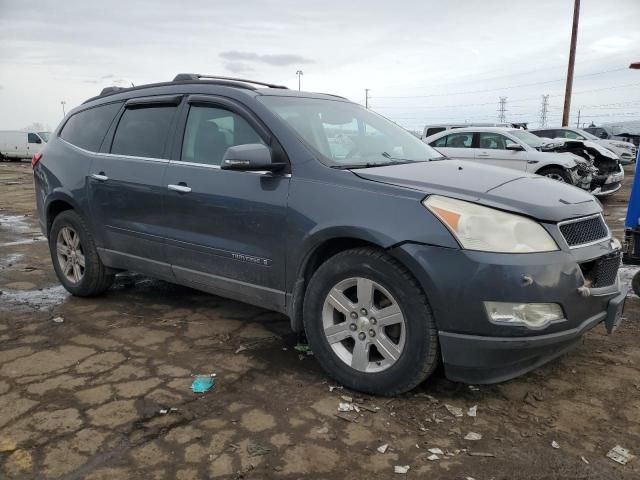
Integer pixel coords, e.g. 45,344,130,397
0,160,638,480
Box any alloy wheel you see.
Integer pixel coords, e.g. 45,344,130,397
56,226,85,283
321,277,406,373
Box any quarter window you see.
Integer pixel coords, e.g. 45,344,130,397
478,133,519,150
60,102,121,151
181,105,264,166
111,106,177,158
27,133,41,144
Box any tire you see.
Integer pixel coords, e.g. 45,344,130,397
633,271,640,297
538,167,572,184
48,210,114,296
303,247,439,395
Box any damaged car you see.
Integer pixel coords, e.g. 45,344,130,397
535,137,624,196
33,74,627,395
424,127,595,191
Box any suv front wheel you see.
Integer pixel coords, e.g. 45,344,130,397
303,247,439,395
49,210,114,296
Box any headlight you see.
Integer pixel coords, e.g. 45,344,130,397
485,302,565,329
614,143,631,150
423,195,558,253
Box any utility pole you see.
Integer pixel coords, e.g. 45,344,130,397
60,100,67,117
497,97,507,123
295,70,303,91
539,95,549,127
562,0,580,127
365,88,370,109
576,109,581,128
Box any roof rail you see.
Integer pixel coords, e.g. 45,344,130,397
99,86,126,96
173,73,288,89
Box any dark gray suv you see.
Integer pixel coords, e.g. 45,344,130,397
33,74,627,395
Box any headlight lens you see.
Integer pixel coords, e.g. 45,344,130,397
485,302,565,329
423,195,558,253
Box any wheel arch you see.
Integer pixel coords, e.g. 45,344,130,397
45,192,83,237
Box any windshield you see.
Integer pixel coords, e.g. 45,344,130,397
509,129,545,148
38,131,51,142
575,128,599,141
258,96,443,167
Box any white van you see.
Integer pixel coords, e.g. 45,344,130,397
0,131,50,161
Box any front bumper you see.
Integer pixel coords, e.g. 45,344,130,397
591,165,624,196
390,239,625,384
439,288,626,383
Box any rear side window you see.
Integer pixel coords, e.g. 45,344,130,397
439,132,473,148
60,102,121,151
425,127,446,137
111,106,177,158
478,132,519,150
181,105,264,166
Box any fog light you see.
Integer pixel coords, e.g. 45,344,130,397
484,302,565,329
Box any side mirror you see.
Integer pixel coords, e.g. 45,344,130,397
221,144,286,172
505,143,524,151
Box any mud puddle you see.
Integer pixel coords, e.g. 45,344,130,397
0,285,69,311
0,214,45,246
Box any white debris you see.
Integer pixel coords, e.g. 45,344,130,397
159,409,168,414
581,456,589,465
394,465,410,474
428,448,444,455
444,404,464,417
316,426,329,434
465,432,482,441
52,316,64,323
328,385,343,392
427,454,440,461
338,402,354,412
377,443,389,454
341,395,353,402
606,445,635,465
467,405,477,417
465,477,477,480
551,441,560,449
235,345,247,354
468,385,480,392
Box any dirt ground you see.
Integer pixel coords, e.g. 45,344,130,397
0,160,638,480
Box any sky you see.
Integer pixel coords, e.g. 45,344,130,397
0,0,639,132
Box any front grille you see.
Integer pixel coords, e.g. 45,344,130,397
559,215,609,247
580,253,621,288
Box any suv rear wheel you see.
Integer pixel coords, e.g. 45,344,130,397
303,247,439,395
49,210,114,296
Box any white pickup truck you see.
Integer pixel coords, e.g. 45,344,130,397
0,130,50,161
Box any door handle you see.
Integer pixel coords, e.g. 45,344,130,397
527,160,539,164
477,152,490,157
91,173,109,181
168,183,192,193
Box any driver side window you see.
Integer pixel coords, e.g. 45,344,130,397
478,133,519,150
181,105,265,166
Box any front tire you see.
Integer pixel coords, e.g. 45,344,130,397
49,210,114,296
303,247,439,395
632,271,640,297
538,166,572,184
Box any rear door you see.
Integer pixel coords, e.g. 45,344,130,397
87,95,182,278
475,132,529,171
162,95,290,312
429,131,474,160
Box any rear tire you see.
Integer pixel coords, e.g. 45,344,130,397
538,167,572,184
49,210,114,296
303,247,439,395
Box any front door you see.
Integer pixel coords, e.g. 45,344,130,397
163,96,290,312
88,96,182,278
475,132,529,171
430,131,475,161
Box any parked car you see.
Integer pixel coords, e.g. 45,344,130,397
584,125,640,148
531,127,636,164
422,123,513,139
424,127,595,191
0,130,49,161
33,74,626,395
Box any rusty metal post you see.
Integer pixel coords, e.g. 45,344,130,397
562,0,580,127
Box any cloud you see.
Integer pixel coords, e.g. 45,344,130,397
224,61,255,73
220,50,314,66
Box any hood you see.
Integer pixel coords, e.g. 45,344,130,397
600,139,634,150
354,160,601,222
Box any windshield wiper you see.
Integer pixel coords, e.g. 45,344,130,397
331,162,392,170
